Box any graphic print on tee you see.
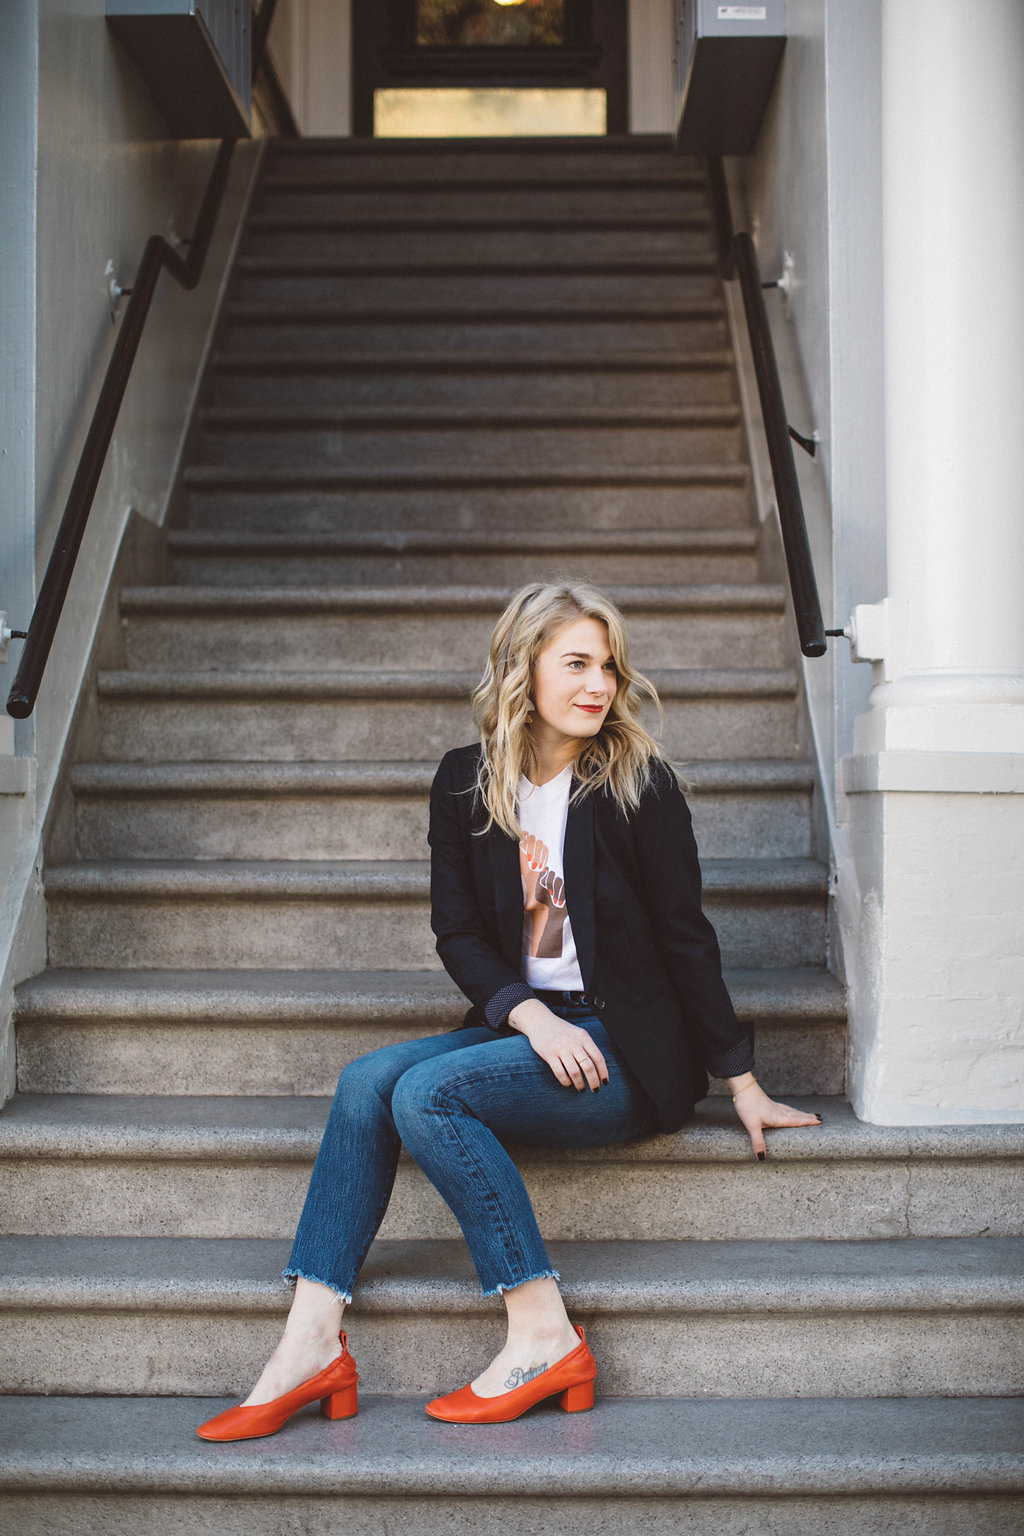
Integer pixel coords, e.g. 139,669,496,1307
520,834,568,958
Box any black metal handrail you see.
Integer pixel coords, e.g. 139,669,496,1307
706,155,827,659
6,0,285,720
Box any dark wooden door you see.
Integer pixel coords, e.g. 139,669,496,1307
352,0,629,137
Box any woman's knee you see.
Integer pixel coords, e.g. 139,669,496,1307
390,1058,452,1147
332,1041,413,1115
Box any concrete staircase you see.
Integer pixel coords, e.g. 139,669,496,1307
2,137,1022,1532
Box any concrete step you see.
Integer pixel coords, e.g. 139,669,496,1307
94,667,802,763
4,1394,1022,1536
206,349,738,409
68,755,814,862
14,966,844,1097
252,185,710,227
262,141,707,185
244,221,717,265
118,585,790,672
232,268,723,314
173,536,752,588
219,306,730,356
2,1234,1020,1398
42,857,827,971
194,406,745,471
1,1095,1020,1242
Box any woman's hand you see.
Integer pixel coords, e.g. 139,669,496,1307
508,998,609,1092
726,1073,822,1160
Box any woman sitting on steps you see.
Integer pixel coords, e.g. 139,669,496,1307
197,580,821,1441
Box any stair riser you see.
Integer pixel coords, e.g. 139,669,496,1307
71,787,812,862
121,610,790,672
16,1020,842,1098
6,1494,1023,1536
262,150,707,183
196,423,745,471
253,189,710,224
4,1154,1018,1241
96,695,802,763
244,224,716,265
4,1308,1017,1399
44,891,825,971
208,366,738,411
168,549,759,588
183,484,754,535
222,316,730,355
233,273,722,310
5,1493,1021,1536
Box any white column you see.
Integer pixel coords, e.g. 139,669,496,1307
858,0,1024,751
842,0,1024,1123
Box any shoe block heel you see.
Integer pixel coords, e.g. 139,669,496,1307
321,1383,358,1420
558,1380,594,1413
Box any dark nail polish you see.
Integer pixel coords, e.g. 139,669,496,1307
757,1151,766,1161
592,1086,600,1093
601,1078,609,1086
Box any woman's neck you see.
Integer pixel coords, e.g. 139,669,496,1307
526,731,578,787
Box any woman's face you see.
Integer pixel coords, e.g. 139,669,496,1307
529,615,618,746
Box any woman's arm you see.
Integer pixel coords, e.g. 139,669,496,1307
632,764,822,1156
630,761,755,1075
428,752,534,1028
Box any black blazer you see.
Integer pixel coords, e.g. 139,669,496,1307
428,744,754,1133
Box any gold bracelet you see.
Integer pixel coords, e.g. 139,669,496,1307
731,1079,757,1101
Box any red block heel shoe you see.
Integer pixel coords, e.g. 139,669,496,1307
425,1324,596,1425
197,1331,359,1442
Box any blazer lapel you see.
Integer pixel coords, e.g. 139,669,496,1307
564,785,596,989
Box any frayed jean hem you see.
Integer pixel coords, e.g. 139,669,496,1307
481,1266,560,1299
282,1266,353,1306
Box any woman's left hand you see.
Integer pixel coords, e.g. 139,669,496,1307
726,1073,822,1160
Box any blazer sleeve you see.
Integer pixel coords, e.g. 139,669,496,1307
631,761,754,1078
428,752,535,1029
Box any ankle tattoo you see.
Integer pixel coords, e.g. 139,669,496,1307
505,1362,548,1390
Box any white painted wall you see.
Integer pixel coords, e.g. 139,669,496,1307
0,0,260,1100
629,0,675,134
268,0,352,136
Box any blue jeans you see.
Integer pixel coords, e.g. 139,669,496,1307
285,999,657,1299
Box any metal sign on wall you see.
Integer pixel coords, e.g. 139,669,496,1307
674,0,786,154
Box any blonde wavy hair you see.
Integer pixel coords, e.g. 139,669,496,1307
471,581,665,837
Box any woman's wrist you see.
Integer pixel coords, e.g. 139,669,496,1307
507,998,550,1035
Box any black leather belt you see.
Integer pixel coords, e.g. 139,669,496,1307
534,989,606,1010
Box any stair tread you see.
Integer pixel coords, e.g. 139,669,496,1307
120,582,785,613
225,301,726,322
198,404,741,429
167,525,756,548
210,348,736,373
95,667,798,698
236,256,718,276
0,1393,1021,1494
2,1093,1020,1163
15,965,845,1023
181,462,751,486
2,1234,1021,1313
42,856,828,899
68,757,813,795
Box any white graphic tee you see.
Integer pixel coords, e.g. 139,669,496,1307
517,764,585,992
